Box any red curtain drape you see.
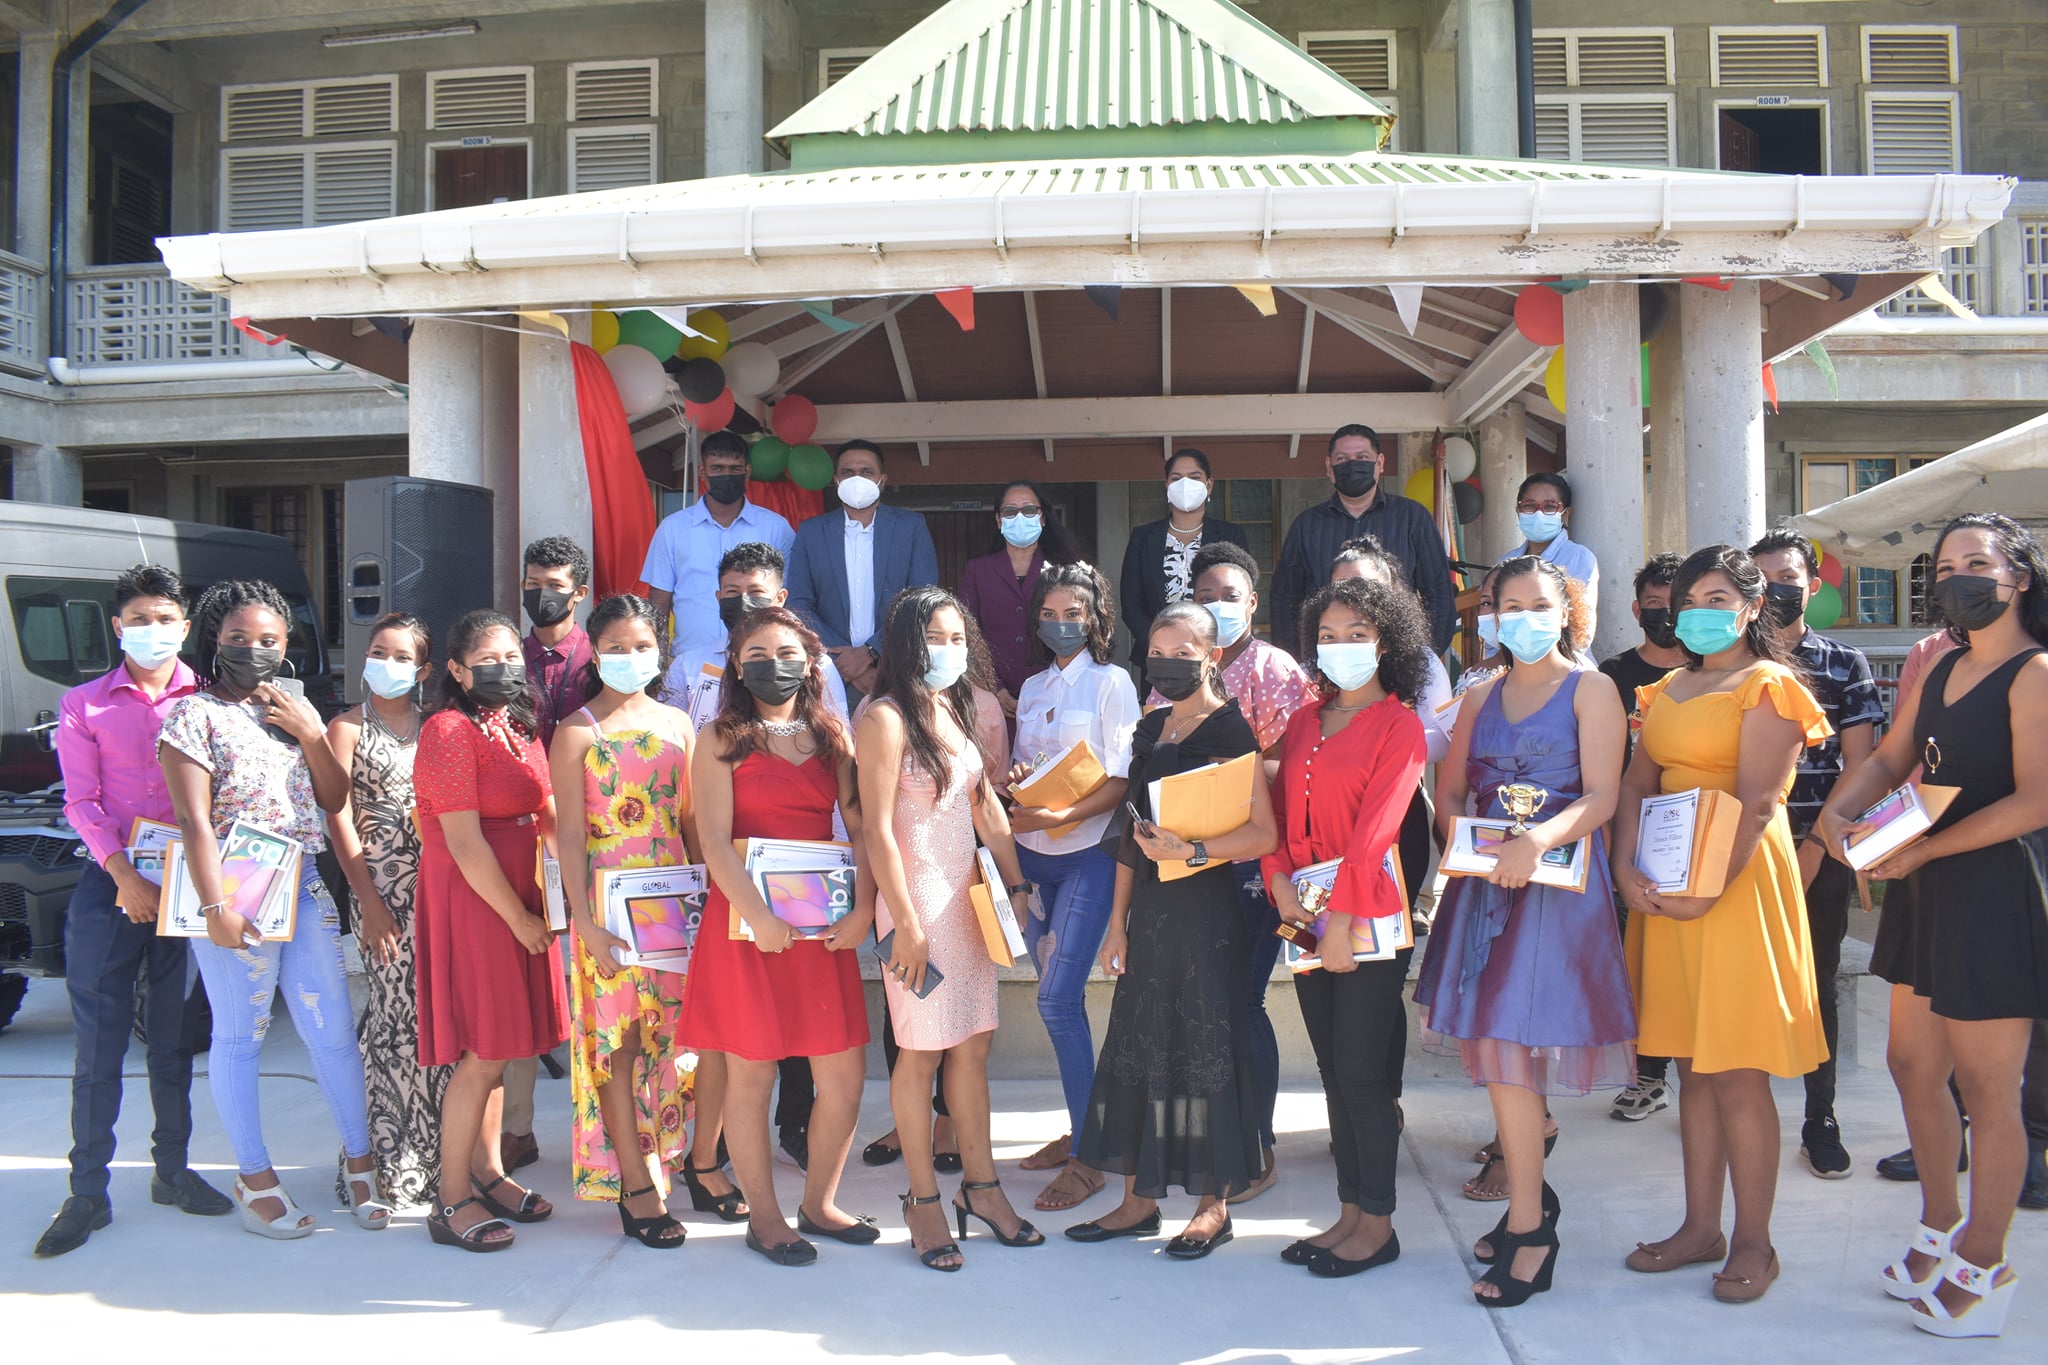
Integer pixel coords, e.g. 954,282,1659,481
741,475,827,529
571,340,657,598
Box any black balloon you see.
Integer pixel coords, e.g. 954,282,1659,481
1452,479,1483,524
678,357,727,403
1637,283,1674,342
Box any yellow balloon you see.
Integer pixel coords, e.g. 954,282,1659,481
1543,348,1568,413
675,309,730,361
1403,466,1435,513
590,310,620,354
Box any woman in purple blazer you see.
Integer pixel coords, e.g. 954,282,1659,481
958,480,1084,718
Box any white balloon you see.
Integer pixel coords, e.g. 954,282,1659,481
1444,435,1478,483
722,341,781,399
604,343,669,419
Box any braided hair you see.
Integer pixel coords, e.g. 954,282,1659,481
191,579,293,684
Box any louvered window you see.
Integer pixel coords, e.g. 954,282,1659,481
818,48,880,92
220,142,397,231
1532,96,1674,167
1299,31,1396,92
427,68,534,130
1864,27,1957,85
221,78,397,142
568,126,658,192
1865,93,1959,174
569,61,658,122
1711,28,1827,87
1530,30,1673,88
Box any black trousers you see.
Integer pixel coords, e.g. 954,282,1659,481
1803,853,1853,1122
1297,957,1406,1216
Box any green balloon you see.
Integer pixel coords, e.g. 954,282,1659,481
748,435,790,481
1641,343,1652,398
617,309,683,358
787,443,833,491
1806,579,1843,630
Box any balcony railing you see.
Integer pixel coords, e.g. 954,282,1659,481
0,249,43,376
67,263,262,366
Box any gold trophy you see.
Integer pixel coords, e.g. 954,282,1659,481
1297,878,1332,918
1500,782,1548,836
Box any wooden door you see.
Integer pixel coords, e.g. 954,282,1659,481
1718,113,1759,172
433,145,529,210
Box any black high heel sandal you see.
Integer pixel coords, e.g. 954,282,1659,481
473,1172,552,1223
1474,1220,1560,1308
1475,1181,1561,1264
901,1191,963,1271
428,1196,513,1252
953,1179,1045,1247
616,1183,686,1249
681,1164,748,1223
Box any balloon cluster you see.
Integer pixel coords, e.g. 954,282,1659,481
746,396,831,490
1516,282,1673,416
1807,545,1846,629
590,306,798,432
1402,435,1486,525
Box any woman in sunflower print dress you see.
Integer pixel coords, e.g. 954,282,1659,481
326,612,449,1207
551,595,706,1248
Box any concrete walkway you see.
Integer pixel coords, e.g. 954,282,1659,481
0,975,2038,1364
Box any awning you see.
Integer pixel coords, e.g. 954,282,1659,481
1788,411,2048,568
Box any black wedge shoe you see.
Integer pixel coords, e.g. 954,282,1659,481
617,1184,686,1249
901,1191,963,1271
1475,1181,1561,1264
953,1178,1045,1247
1473,1221,1559,1308
681,1163,748,1223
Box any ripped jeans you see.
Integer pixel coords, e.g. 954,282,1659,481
1016,843,1116,1140
189,860,372,1177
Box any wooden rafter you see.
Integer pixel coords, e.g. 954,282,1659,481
771,297,915,397
766,296,907,360
1289,303,1316,460
1283,289,1454,385
1022,290,1054,463
882,313,930,467
1288,286,1485,362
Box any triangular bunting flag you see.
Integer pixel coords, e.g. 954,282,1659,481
1234,284,1278,317
1761,362,1779,414
1820,273,1858,302
1083,284,1122,321
1801,340,1839,400
230,316,285,346
368,316,412,344
516,310,569,337
1683,276,1733,291
1386,284,1423,336
646,305,704,338
935,287,975,330
800,302,860,334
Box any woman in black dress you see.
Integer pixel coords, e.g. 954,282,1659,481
1819,512,2048,1340
1066,603,1278,1258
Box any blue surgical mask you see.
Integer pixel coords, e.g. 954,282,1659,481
1675,607,1746,657
598,651,662,695
362,656,418,700
1205,600,1249,648
1519,510,1565,545
1317,641,1379,690
119,622,185,668
1496,610,1563,664
923,643,969,691
1476,612,1500,655
1000,511,1043,548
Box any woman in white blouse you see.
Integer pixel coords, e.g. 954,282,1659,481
1002,562,1140,1214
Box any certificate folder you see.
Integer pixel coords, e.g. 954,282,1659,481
1634,788,1744,899
1440,818,1590,893
156,821,301,941
118,817,181,913
1844,783,1961,872
967,846,1029,966
1009,741,1108,839
1149,750,1258,883
1275,850,1410,973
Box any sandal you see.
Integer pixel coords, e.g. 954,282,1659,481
682,1163,748,1223
954,1179,1044,1247
901,1191,963,1271
1470,1127,1561,1168
1711,1248,1780,1304
427,1196,513,1252
1475,1182,1560,1263
1225,1150,1278,1206
1880,1216,1961,1300
1911,1253,2018,1338
1463,1152,1511,1203
1474,1220,1560,1308
1018,1134,1072,1171
235,1176,315,1241
617,1183,686,1249
1626,1234,1727,1273
1033,1162,1105,1212
335,1148,391,1231
473,1172,552,1224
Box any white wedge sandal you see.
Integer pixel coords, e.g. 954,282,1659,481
336,1148,393,1231
235,1176,315,1240
1911,1253,2017,1338
1879,1216,1961,1300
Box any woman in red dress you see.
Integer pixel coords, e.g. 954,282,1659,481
683,605,874,1266
414,609,568,1252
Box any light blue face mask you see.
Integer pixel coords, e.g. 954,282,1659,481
361,656,418,700
1000,510,1043,548
119,622,185,668
1675,607,1746,657
923,642,969,690
1476,612,1501,655
598,651,663,695
1519,510,1565,545
1204,600,1250,648
1496,609,1563,664
1317,641,1380,690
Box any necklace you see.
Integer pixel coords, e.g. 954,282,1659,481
762,718,807,737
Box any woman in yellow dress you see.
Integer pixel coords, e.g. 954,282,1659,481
1611,544,1830,1305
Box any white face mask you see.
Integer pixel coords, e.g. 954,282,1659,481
1167,476,1209,514
118,622,185,668
837,474,882,511
361,656,418,700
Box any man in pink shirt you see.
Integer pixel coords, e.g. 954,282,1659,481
35,565,231,1258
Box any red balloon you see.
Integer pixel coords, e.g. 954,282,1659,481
683,388,735,431
1513,286,1565,346
771,394,818,444
1817,550,1845,590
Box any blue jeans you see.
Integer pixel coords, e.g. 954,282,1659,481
1239,867,1283,1151
190,861,371,1176
1016,842,1116,1139
63,862,205,1202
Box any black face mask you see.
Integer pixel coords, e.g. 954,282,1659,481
465,661,528,708
718,592,778,629
1763,582,1808,629
1638,607,1679,650
740,658,808,705
1038,619,1089,658
706,473,749,507
522,586,574,630
1147,657,1208,702
1932,574,2012,632
1332,459,1379,499
214,644,284,692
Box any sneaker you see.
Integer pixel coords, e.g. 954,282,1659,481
776,1127,809,1172
1801,1117,1854,1179
1610,1080,1670,1121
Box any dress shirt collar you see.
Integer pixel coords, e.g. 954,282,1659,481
1055,650,1095,685
525,624,588,664
843,510,877,538
99,658,198,701
685,496,768,529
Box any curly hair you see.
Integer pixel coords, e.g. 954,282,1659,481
1331,533,1404,584
711,605,850,767
114,564,187,615
1297,577,1432,706
521,535,590,587
717,540,785,582
1492,555,1592,660
1191,541,1261,592
1669,545,1791,670
192,579,293,682
433,608,537,736
1029,560,1117,665
576,594,669,701
1633,552,1683,598
870,586,996,785
1931,512,2048,647
1148,601,1229,702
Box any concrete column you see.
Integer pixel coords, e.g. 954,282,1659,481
64,55,90,268
1646,326,1687,556
13,34,56,261
1477,400,1527,561
11,443,83,505
1456,0,1517,159
1983,216,2025,318
518,318,594,580
1396,430,1433,487
408,317,522,615
1680,280,1765,553
704,0,767,178
1420,50,1458,153
1561,284,1642,658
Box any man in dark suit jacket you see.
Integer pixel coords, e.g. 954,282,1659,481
1119,447,1249,667
786,438,940,697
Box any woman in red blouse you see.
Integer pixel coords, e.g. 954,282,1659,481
414,609,567,1252
1262,577,1430,1279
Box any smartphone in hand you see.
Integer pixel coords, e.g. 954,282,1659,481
1123,800,1156,838
874,930,943,999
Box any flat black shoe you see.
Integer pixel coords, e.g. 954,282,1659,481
861,1138,903,1167
1281,1238,1323,1265
745,1226,817,1266
798,1206,881,1244
777,1128,810,1173
1065,1209,1162,1243
1164,1216,1233,1260
35,1197,111,1257
151,1169,233,1216
1309,1229,1402,1278
933,1149,963,1174
681,1164,748,1223
1876,1142,1968,1183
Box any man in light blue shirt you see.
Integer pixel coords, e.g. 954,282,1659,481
1499,471,1599,624
641,429,795,658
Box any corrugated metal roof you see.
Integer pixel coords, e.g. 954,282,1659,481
768,0,1392,144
